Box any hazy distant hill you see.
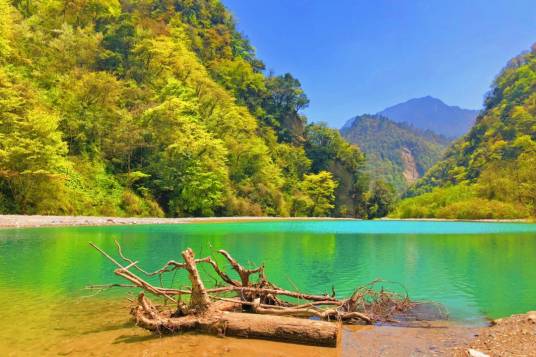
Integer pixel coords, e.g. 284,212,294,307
341,115,450,193
375,96,479,138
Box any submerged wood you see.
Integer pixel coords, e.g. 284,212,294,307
90,242,431,347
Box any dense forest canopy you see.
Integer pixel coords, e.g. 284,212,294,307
1,0,532,220
0,0,375,217
341,114,450,193
394,45,536,219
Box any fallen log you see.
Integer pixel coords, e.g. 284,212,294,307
89,242,446,347
133,293,338,347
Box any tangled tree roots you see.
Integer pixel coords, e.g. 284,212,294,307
88,243,447,347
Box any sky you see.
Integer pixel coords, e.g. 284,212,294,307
222,0,536,128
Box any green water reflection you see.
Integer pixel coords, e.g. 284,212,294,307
1,220,535,325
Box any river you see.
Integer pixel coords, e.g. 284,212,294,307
1,220,535,355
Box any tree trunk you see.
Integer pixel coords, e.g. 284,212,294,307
133,296,339,347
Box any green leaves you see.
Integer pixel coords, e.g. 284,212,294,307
366,180,397,219
0,0,370,218
0,69,67,177
296,171,338,217
141,97,229,216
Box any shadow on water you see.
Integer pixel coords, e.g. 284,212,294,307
82,321,135,335
113,334,161,344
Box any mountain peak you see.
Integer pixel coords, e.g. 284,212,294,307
376,97,479,138
414,95,441,101
341,97,479,138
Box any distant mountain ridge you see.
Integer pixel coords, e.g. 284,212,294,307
377,96,480,138
342,96,479,138
340,115,450,193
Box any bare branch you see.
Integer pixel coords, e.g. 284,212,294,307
89,243,436,348
218,249,263,286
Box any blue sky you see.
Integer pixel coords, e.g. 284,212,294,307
222,0,536,128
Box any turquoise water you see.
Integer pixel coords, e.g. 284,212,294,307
1,220,536,330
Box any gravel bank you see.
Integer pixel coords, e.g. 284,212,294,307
453,312,536,356
0,215,351,228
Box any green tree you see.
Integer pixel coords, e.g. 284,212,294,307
366,181,397,219
0,69,69,213
263,73,309,143
0,0,370,218
305,123,368,217
141,97,229,216
297,171,338,217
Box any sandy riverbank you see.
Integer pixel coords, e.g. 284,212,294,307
352,311,536,356
453,312,536,356
1,214,533,228
0,215,354,228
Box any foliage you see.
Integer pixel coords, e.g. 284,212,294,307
400,45,536,219
0,68,68,213
366,180,397,219
392,185,529,219
0,0,369,217
293,171,338,217
305,123,368,217
141,97,229,216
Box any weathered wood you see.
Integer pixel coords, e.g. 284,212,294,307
218,249,263,286
90,243,427,348
133,294,339,347
181,248,211,312
220,311,338,346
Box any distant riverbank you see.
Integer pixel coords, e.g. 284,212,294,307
0,215,355,228
381,217,532,223
1,215,533,228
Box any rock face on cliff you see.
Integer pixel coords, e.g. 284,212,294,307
400,148,419,184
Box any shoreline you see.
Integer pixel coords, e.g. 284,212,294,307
0,214,532,228
381,217,532,223
0,215,355,228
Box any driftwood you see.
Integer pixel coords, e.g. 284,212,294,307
89,242,441,347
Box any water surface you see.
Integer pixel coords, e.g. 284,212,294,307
1,220,535,354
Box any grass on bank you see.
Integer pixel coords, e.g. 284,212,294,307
391,185,531,220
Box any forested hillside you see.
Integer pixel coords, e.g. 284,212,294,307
394,45,536,219
341,115,449,193
0,0,368,217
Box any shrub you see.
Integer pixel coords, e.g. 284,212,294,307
437,199,529,219
392,184,530,219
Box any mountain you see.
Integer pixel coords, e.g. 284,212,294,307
341,115,450,193
377,96,480,138
0,0,368,218
394,45,536,219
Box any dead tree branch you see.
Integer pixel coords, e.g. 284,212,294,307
89,243,446,347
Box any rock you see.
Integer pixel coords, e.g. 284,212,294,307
468,348,490,357
527,311,536,323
